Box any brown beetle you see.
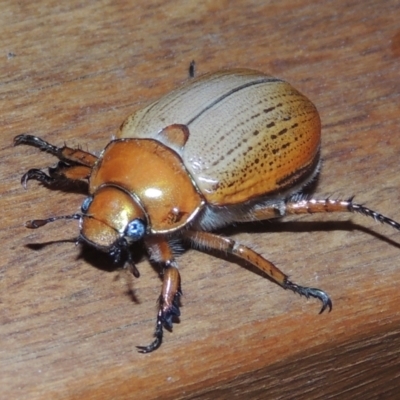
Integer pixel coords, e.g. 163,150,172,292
14,69,400,352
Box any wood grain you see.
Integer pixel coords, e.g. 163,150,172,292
1,0,400,399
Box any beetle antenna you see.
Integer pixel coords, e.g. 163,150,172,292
25,214,82,229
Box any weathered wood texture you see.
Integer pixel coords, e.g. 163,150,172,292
1,1,400,399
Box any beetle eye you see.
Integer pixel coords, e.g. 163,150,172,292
81,196,93,213
125,218,146,242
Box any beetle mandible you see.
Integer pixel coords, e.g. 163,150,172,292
14,68,400,353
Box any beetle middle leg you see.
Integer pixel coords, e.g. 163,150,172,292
137,236,182,353
183,230,332,313
14,134,97,187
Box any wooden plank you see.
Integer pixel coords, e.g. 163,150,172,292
1,0,400,398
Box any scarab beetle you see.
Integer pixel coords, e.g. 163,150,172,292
14,69,400,353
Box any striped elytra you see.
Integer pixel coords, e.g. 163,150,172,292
118,69,321,206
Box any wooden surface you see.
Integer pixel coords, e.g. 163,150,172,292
1,1,400,399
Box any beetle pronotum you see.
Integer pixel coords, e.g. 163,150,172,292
15,69,400,353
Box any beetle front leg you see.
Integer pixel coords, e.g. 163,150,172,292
137,238,182,353
14,135,97,187
183,230,332,314
20,163,92,188
14,134,98,166
49,162,92,182
136,265,181,353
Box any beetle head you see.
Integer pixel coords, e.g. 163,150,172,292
79,186,147,256
24,185,147,260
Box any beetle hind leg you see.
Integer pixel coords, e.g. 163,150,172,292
236,195,400,234
183,230,332,313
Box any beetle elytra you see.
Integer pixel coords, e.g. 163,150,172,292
14,69,400,352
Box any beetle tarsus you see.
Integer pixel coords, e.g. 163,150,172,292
284,279,332,314
136,315,164,354
14,134,60,155
349,202,400,232
136,295,181,353
21,169,55,188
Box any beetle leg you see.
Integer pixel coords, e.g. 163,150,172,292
183,230,332,314
21,168,56,188
15,135,96,187
136,266,181,353
284,196,400,232
20,162,92,188
137,238,181,353
236,195,400,234
49,162,92,181
14,134,98,167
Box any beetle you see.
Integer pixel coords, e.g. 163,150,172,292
14,68,400,353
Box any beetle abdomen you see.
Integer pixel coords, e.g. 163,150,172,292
118,69,321,205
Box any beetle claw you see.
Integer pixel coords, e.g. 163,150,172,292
136,321,163,354
21,169,55,188
14,134,60,155
284,279,333,314
136,300,181,353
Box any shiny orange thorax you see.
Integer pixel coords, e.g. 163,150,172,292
89,139,204,233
